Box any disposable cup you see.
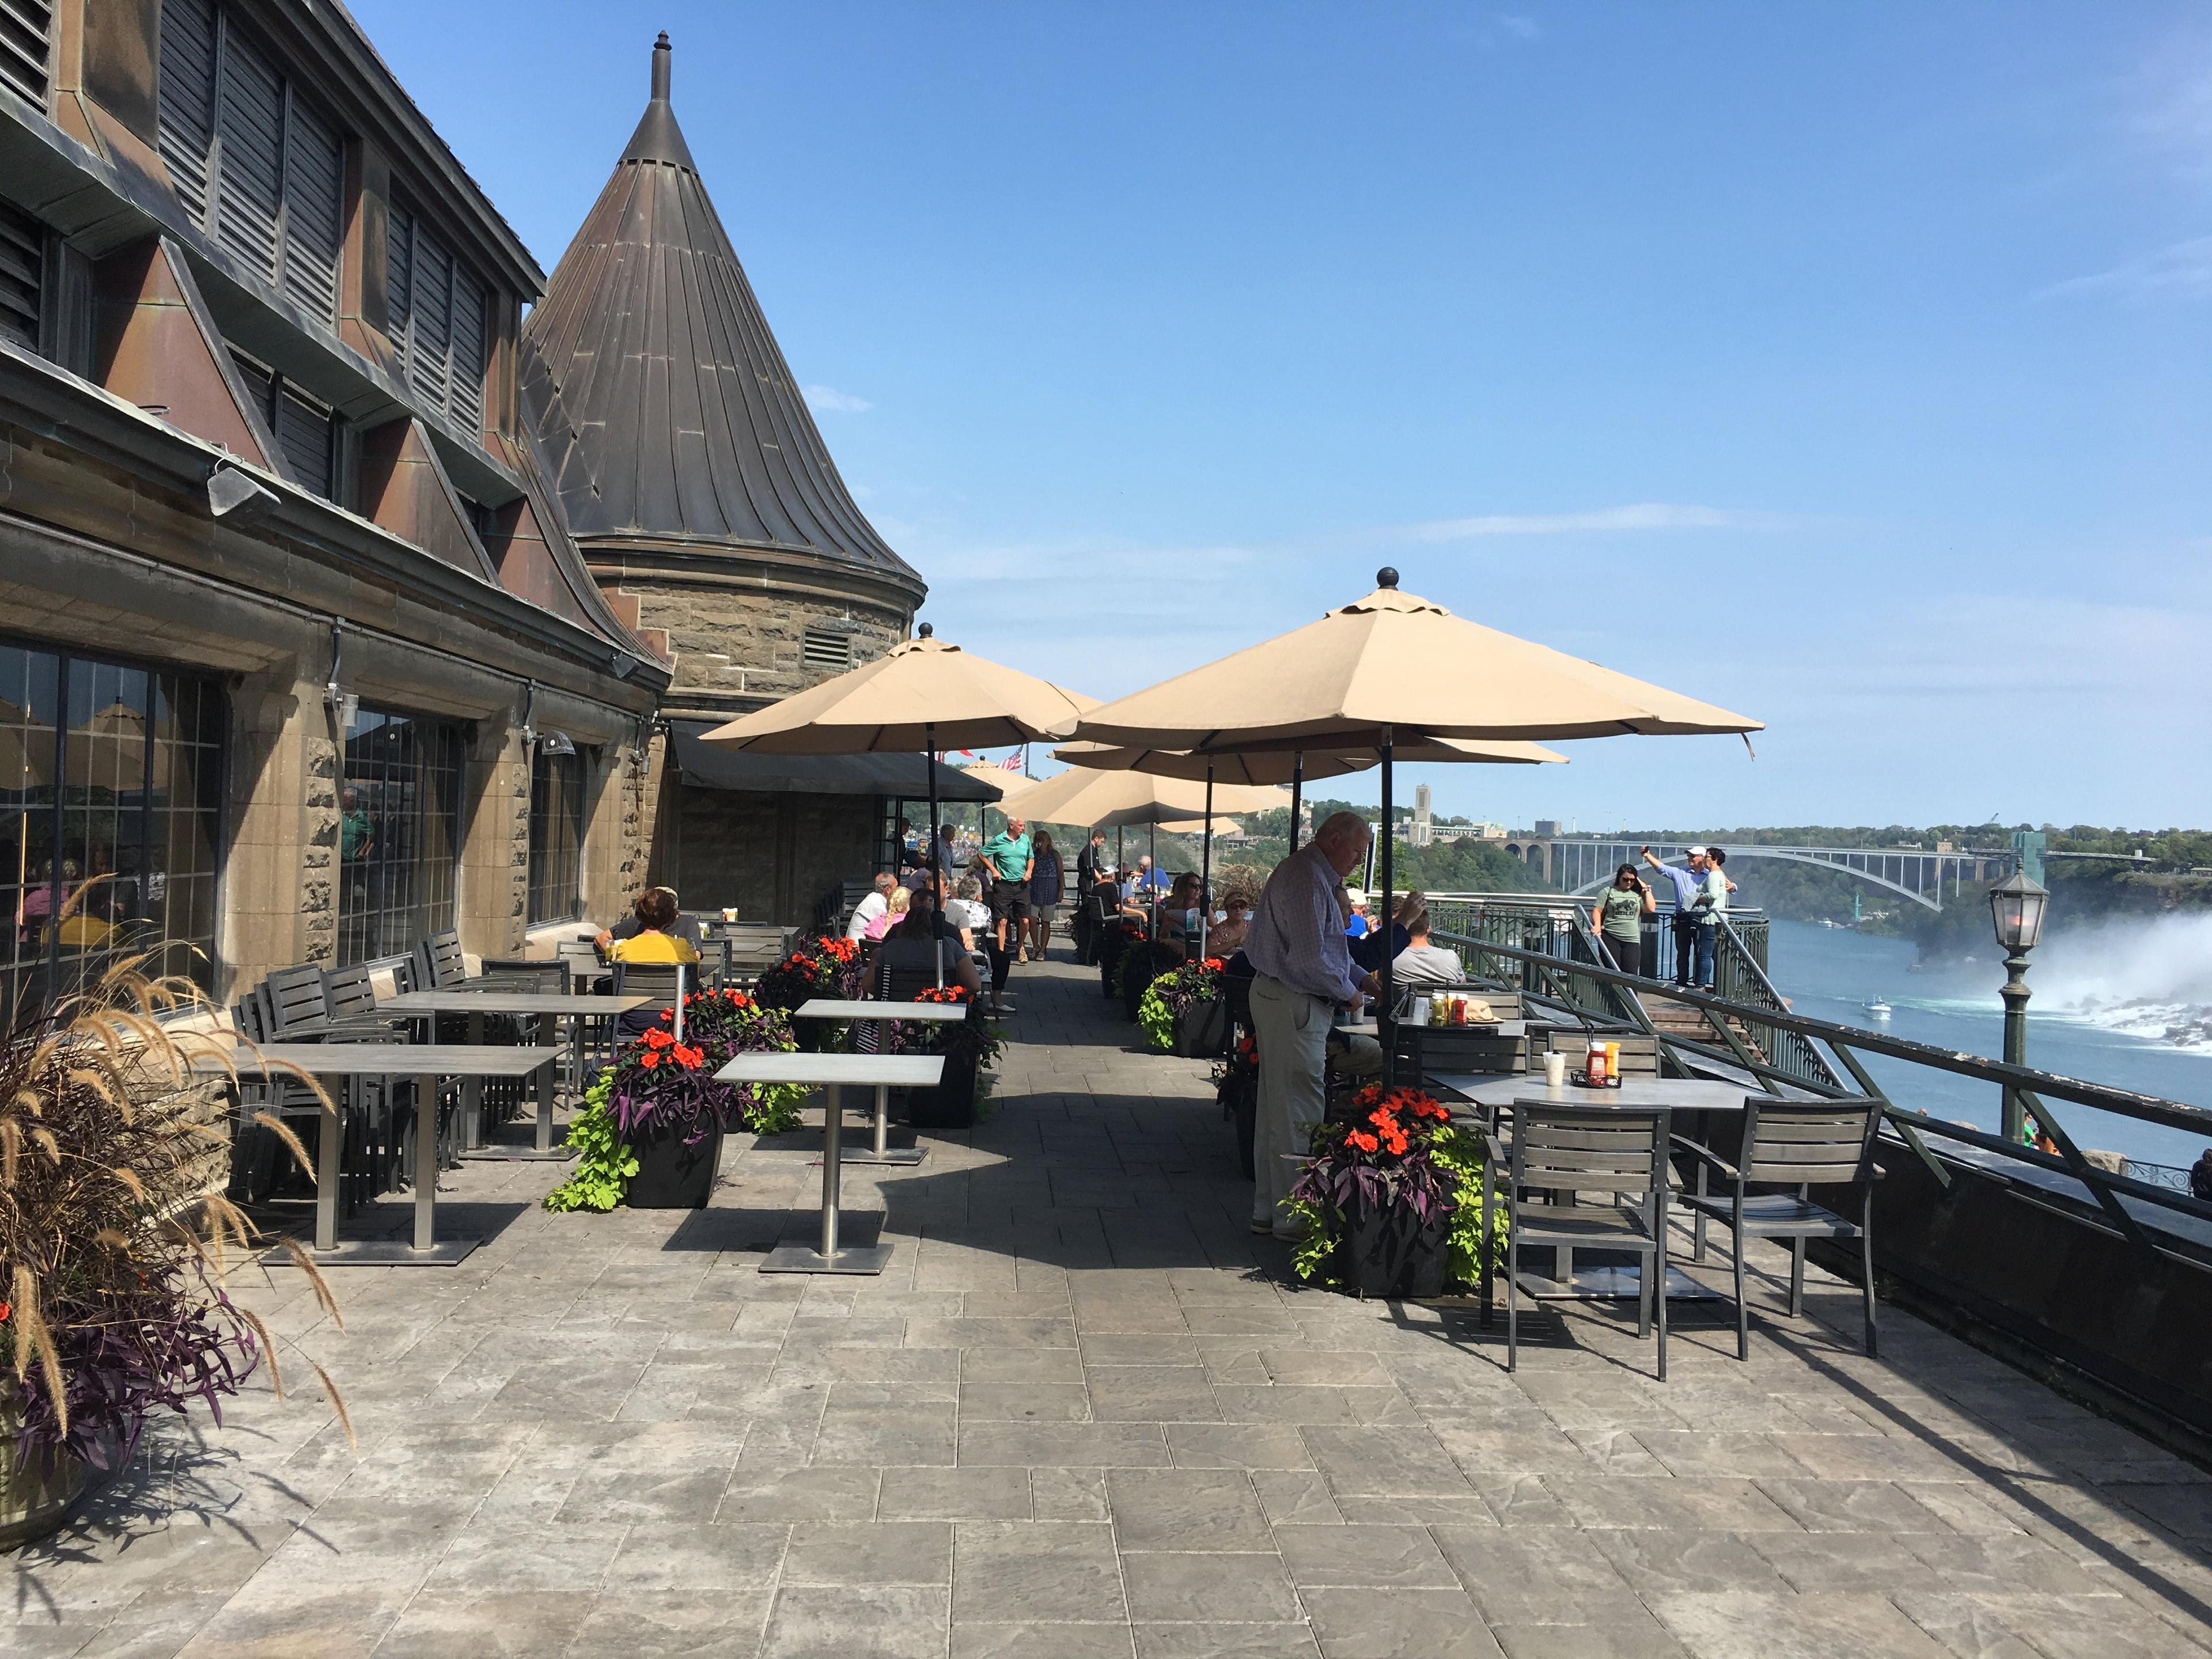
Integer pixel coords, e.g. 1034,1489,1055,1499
1543,1051,1567,1088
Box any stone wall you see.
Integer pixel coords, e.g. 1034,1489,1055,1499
659,786,876,930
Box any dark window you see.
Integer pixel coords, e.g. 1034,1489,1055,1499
527,748,584,926
0,197,41,351
0,0,53,109
387,200,486,435
229,349,339,499
802,628,853,672
338,707,462,966
156,0,344,323
0,641,226,1033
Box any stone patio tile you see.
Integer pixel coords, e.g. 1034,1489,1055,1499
760,1585,949,1659
1744,1531,1948,1593
959,1423,1172,1467
1647,1590,1952,1658
1082,1334,1205,1365
1031,1467,1113,1521
1213,1385,1411,1426
910,1317,1080,1349
957,1624,1140,1658
1301,1426,1478,1497
169,1581,412,1659
963,1381,1095,1422
784,1521,953,1585
1087,1366,1225,1423
562,1590,774,1659
1488,1619,1690,1659
1588,1529,1793,1597
1752,1479,1956,1534
715,1466,881,1522
1893,1532,2117,1597
1131,1623,1319,1658
1300,1586,1504,1658
1105,1469,1272,1551
1432,1421,1603,1476
964,1347,1088,1382
1541,1476,1804,1533
1120,1551,1300,1622
953,1521,1128,1623
1274,1523,1456,1588
1431,1527,1649,1626
1165,1424,1316,1470
812,1399,957,1465
369,1590,599,1659
881,1467,1036,1521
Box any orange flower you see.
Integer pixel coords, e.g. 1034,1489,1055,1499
638,1051,660,1069
672,1044,705,1070
1345,1129,1379,1153
0,1301,10,1322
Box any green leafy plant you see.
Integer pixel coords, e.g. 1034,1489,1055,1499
1137,957,1226,1053
543,1071,635,1213
1137,984,1176,1051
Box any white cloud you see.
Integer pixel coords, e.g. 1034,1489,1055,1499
2037,235,2212,302
803,384,872,414
1406,502,1797,541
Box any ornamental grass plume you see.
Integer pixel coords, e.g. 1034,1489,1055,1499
0,953,347,1469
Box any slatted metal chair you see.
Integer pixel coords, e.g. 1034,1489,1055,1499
415,929,468,990
1394,988,1527,1084
1672,1096,1884,1360
1488,1103,1673,1379
260,962,333,1037
611,960,692,1041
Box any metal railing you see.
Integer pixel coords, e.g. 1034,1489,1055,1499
1421,926,2212,1270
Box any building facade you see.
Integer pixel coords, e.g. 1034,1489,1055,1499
0,0,671,1024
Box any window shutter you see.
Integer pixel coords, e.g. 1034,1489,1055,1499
448,263,484,434
276,382,335,496
404,226,452,415
213,25,284,283
385,203,412,372
0,199,40,350
228,349,274,424
281,94,343,323
157,0,219,225
0,0,53,109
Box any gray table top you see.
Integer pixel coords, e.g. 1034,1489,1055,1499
794,998,970,1022
715,1052,946,1087
196,1044,559,1077
379,991,650,1014
1431,1075,1758,1112
1402,1019,1528,1037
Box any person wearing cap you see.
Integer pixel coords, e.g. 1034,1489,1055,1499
1642,846,1722,989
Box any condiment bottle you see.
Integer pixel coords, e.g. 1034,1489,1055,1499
1586,1039,1608,1086
1605,1041,1622,1086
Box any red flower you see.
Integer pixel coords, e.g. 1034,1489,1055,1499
1345,1129,1380,1153
0,1301,10,1323
671,1044,705,1070
1202,957,1226,972
637,1051,660,1069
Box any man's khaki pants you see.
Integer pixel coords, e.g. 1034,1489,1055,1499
1251,972,1331,1233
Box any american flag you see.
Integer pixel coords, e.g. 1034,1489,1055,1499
998,752,1023,771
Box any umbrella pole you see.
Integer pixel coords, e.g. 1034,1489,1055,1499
1288,753,1303,853
1149,821,1158,941
926,721,942,990
1377,728,1393,1082
1199,763,1214,960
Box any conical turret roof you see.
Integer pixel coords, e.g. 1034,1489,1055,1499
519,34,919,593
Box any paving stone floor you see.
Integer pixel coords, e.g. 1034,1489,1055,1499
11,952,2212,1657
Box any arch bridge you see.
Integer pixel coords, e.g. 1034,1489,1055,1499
1499,837,2016,912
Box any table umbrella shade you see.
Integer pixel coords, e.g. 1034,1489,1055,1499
1075,568,1762,1081
702,624,1092,986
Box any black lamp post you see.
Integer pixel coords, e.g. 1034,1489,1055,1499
1988,868,2049,1143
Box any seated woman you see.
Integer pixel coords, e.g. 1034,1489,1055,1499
1156,873,1205,956
866,885,910,942
1206,891,1254,957
1391,903,1464,987
876,886,983,997
608,888,700,1037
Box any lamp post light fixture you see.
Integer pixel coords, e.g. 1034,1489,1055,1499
1988,868,2049,1144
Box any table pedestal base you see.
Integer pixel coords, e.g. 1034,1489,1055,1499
839,1148,926,1167
760,1243,894,1275
271,1238,480,1268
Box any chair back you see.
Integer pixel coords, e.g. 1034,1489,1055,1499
231,994,268,1042
415,929,467,989
388,955,418,996
323,964,381,1021
1510,1104,1669,1198
1740,1095,1882,1187
556,938,602,975
479,959,570,994
1539,1030,1660,1075
612,961,691,1039
263,963,332,1035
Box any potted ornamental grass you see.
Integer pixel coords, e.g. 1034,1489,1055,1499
1,958,349,1546
887,986,1005,1131
1138,957,1230,1058
1282,1085,1503,1301
753,937,864,1048
547,988,809,1213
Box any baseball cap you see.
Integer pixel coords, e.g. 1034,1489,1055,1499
1685,846,1706,857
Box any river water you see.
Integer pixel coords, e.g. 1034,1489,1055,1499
1764,918,2212,1172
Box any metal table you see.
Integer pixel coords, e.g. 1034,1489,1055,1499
715,1051,943,1275
791,997,970,1166
378,990,649,1158
198,1043,558,1265
1429,1074,1759,1303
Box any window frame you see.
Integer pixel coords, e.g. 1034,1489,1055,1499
385,196,488,437
336,703,465,968
526,744,585,927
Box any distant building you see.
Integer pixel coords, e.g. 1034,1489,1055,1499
1410,783,1433,847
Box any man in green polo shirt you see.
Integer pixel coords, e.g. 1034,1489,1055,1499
979,817,1035,955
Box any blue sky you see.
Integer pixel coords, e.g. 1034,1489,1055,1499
354,1,2212,831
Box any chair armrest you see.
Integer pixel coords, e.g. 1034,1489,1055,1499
1668,1135,1740,1181
1483,1132,1509,1169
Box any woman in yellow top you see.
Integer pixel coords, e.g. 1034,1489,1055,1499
608,889,699,965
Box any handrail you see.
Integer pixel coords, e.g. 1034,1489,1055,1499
1426,926,2212,1262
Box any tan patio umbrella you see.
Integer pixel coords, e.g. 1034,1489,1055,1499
1077,569,1762,1051
703,623,1092,983
1054,735,1565,956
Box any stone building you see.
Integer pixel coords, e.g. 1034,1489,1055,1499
0,0,668,1023
521,36,951,926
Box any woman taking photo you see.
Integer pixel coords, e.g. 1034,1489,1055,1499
1024,830,1063,962
1590,862,1656,978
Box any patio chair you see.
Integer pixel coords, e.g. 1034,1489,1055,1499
414,929,468,990
1671,1095,1884,1360
260,962,333,1037
1393,988,1525,1084
612,960,692,1041
1488,1103,1673,1380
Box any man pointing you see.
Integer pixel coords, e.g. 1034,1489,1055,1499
1244,811,1380,1239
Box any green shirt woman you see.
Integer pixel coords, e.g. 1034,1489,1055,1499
1590,863,1656,979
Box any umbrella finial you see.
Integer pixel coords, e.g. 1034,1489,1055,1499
1376,566,1399,589
917,622,933,638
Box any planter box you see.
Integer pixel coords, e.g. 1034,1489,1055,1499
907,1048,979,1131
625,1120,724,1209
1173,999,1228,1059
1337,1196,1451,1300
1097,933,1128,998
0,1408,86,1550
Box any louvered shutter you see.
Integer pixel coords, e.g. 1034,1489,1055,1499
157,0,219,225
385,203,412,373
448,263,485,434
228,350,274,424
406,227,452,415
281,95,343,323
0,198,41,350
0,0,53,108
213,26,283,283
276,383,334,495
